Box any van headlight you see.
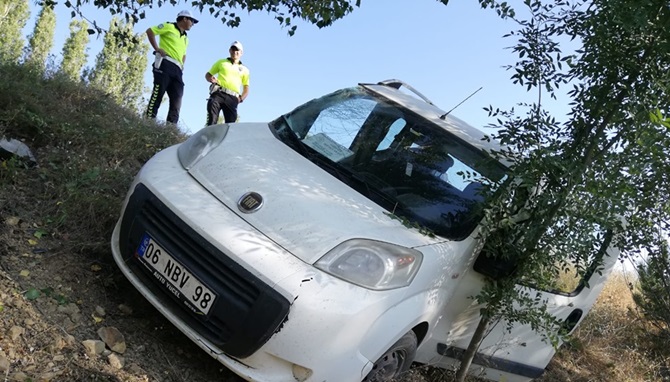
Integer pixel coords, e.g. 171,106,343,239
315,239,423,290
178,124,229,170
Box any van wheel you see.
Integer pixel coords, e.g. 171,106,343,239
363,331,417,382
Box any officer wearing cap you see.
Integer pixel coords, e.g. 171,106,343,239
145,10,198,124
204,41,250,125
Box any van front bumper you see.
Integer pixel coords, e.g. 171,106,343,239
110,146,406,381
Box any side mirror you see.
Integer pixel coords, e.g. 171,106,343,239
473,250,517,280
473,208,530,280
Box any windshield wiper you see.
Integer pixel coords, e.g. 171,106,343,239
276,116,315,158
317,160,403,213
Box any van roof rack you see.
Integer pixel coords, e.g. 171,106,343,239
377,79,435,106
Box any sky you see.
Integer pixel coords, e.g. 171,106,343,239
24,0,565,135
22,1,645,273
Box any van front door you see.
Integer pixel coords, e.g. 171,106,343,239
435,237,619,381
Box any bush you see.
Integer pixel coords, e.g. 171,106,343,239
0,61,187,254
633,243,670,339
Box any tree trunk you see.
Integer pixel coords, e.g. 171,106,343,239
454,312,492,382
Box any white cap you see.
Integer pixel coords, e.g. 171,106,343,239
177,10,199,24
230,41,243,51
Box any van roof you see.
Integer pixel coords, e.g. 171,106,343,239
360,80,507,161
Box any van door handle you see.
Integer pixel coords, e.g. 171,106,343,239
562,309,583,333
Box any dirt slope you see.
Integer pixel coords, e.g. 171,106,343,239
0,210,243,382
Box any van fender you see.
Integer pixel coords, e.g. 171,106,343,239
358,288,442,362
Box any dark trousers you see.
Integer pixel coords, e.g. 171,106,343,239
206,91,239,125
146,60,184,124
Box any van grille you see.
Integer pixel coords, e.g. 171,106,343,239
117,183,290,358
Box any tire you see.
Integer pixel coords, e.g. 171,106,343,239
362,331,417,382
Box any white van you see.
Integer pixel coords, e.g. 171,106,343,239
111,80,617,382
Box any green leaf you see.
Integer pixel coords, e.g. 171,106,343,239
25,288,41,300
40,287,54,297
54,294,68,305
33,228,48,238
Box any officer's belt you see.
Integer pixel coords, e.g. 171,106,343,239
217,87,240,98
163,56,183,70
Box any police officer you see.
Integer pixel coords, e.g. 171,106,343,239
205,41,250,125
145,10,198,124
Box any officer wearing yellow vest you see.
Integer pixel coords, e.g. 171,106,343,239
145,10,198,124
205,41,250,125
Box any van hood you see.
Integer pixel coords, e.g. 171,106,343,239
186,123,441,264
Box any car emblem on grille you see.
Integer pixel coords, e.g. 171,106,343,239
238,192,263,213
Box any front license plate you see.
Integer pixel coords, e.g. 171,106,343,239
136,234,216,315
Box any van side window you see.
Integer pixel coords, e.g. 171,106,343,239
539,229,613,295
527,258,595,295
475,229,613,296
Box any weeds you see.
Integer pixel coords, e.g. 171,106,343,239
1,61,669,382
0,156,22,183
538,272,669,382
0,61,186,253
633,244,670,341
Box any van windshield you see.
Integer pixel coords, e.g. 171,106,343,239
270,86,508,240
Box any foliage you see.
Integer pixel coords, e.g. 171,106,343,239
633,242,670,339
87,17,149,110
0,0,30,64
25,2,57,71
59,19,90,82
0,157,26,192
540,273,670,381
0,0,668,380
24,287,69,304
0,62,185,253
453,0,670,380
66,0,365,36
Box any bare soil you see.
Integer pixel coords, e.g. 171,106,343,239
3,185,666,382
0,206,438,382
0,210,245,382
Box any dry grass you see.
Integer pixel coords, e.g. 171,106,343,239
539,271,670,382
397,272,670,382
3,62,668,382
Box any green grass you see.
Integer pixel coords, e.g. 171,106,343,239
2,62,668,382
0,62,186,254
